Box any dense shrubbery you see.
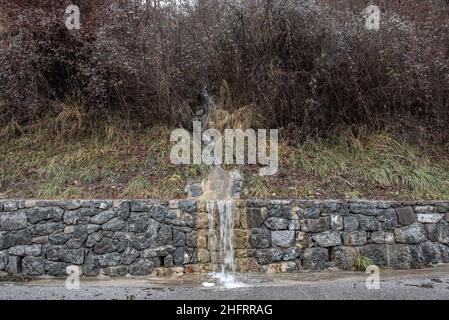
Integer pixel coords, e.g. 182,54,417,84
1,0,449,139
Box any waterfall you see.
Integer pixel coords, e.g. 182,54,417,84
206,201,218,267
217,200,235,273
206,200,235,273
195,88,243,287
205,199,242,288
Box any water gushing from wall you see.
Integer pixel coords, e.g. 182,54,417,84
195,88,243,287
206,201,218,266
217,200,235,273
201,167,243,287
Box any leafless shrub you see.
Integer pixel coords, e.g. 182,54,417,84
1,0,448,140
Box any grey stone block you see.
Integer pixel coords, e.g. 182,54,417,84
312,231,342,247
30,222,64,236
255,248,283,265
387,244,422,268
46,261,68,277
163,255,174,267
357,244,388,267
436,203,449,213
90,210,117,225
0,211,28,231
245,208,267,228
22,256,45,275
0,231,14,250
179,200,197,214
7,255,22,273
129,259,154,276
128,212,150,233
426,224,439,242
343,216,358,231
94,237,115,254
330,215,344,231
396,207,416,225
102,217,125,231
8,245,41,257
83,253,100,276
331,246,356,270
58,249,85,265
130,201,152,212
150,205,170,222
357,215,380,231
103,266,128,277
437,222,449,244
268,205,291,218
380,209,399,230
250,228,271,249
417,213,443,224
3,201,25,212
394,223,427,244
371,231,395,244
98,252,121,267
283,247,302,261
0,251,8,270
306,217,330,233
27,207,64,224
321,201,341,214
271,231,295,247
264,217,289,230
13,229,31,245
35,200,81,210
414,205,434,213
85,200,112,210
156,224,173,245
50,233,72,247
63,208,99,224
304,206,321,219
419,242,449,265
303,248,329,270
121,247,140,265
342,231,367,246
142,246,176,258
86,232,103,248
349,202,378,215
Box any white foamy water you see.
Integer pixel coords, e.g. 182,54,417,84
201,282,216,287
206,199,244,288
217,200,235,273
210,272,245,289
206,200,218,266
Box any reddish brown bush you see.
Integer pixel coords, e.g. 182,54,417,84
0,0,448,139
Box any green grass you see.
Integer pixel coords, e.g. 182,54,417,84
247,175,270,198
1,121,449,200
355,255,375,271
123,175,152,198
290,132,449,199
0,124,204,199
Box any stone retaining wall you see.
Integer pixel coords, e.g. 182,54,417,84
1,199,449,277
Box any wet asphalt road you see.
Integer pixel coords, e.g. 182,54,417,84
1,266,449,300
